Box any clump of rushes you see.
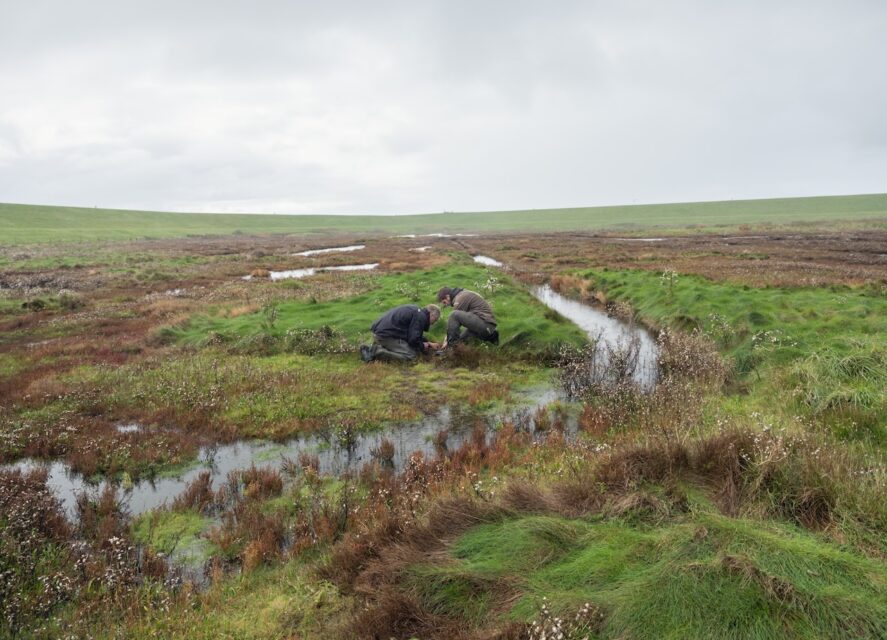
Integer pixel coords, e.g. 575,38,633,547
172,471,218,515
241,466,284,501
371,438,396,467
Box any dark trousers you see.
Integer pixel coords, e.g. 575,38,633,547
447,310,497,344
367,334,419,362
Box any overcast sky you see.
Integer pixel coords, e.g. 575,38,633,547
1,1,885,215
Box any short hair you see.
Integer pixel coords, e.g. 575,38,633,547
425,304,441,323
436,287,453,302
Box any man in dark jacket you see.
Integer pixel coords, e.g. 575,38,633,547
360,303,441,362
436,287,499,347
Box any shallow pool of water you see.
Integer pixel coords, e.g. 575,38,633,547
4,388,567,520
395,233,478,238
531,285,658,389
293,244,365,257
243,263,379,281
473,255,503,267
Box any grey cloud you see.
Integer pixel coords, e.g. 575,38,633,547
1,1,885,214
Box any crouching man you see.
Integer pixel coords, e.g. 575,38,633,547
436,287,499,348
360,303,441,363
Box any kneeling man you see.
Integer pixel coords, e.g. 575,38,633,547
436,287,499,348
360,303,441,363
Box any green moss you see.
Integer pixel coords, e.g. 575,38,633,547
132,510,217,566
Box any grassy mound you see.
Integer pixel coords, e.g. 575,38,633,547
176,264,587,358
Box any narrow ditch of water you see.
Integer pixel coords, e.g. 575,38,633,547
531,285,659,389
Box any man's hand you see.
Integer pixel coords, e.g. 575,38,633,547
424,341,441,351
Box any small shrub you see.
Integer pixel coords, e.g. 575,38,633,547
57,289,85,310
284,325,351,355
21,298,46,311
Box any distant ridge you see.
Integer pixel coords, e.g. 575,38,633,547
1,193,885,244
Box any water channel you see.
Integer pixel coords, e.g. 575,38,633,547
531,285,658,389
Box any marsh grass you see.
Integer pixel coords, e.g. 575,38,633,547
579,268,886,433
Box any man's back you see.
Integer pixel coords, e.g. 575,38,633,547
453,289,496,325
371,304,422,340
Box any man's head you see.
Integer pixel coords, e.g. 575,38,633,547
436,287,454,306
425,304,441,324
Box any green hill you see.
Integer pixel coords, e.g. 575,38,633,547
2,193,886,244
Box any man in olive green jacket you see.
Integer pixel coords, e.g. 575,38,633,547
436,286,499,347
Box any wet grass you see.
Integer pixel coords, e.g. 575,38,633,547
85,353,550,439
1,351,552,478
121,561,353,639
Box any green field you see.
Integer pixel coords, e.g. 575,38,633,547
2,193,886,244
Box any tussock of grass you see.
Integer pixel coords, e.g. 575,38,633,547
404,511,887,639
789,338,886,438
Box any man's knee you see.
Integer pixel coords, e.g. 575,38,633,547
448,310,466,327
374,347,416,362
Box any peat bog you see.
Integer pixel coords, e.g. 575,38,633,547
1,223,885,639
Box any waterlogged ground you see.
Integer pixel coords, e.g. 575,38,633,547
1,226,885,639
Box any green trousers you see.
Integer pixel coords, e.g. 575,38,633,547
367,334,419,362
